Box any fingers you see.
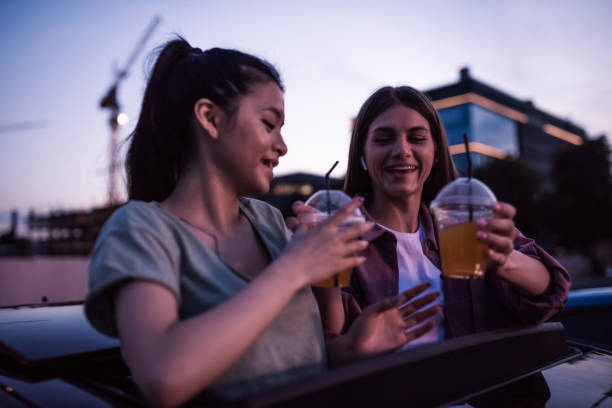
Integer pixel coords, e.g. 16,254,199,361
336,256,367,272
476,210,516,263
336,220,375,242
370,283,433,315
291,202,325,233
404,317,441,343
476,201,516,241
291,201,305,215
403,305,442,330
326,197,365,227
492,202,516,219
343,239,370,254
399,291,440,316
395,283,431,306
367,293,402,313
478,230,514,254
477,218,515,240
292,201,318,216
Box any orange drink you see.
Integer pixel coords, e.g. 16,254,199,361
439,221,489,278
430,177,497,279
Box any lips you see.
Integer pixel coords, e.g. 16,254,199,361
260,158,279,181
261,158,279,169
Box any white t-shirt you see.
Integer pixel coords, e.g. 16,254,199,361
378,222,445,349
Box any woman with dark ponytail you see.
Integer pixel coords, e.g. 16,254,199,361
85,36,440,406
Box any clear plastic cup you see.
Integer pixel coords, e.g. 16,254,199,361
430,177,497,279
300,190,365,288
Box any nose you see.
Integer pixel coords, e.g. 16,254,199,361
391,135,411,157
274,133,288,157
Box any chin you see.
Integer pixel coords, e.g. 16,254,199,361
385,187,422,201
241,179,271,197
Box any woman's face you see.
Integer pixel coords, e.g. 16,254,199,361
214,81,287,196
363,105,436,203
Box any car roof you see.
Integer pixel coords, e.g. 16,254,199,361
1,303,610,407
566,286,612,308
0,303,118,367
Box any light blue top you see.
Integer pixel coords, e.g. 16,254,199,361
85,198,326,402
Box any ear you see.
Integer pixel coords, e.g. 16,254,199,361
194,98,220,140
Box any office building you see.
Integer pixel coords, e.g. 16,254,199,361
424,68,586,183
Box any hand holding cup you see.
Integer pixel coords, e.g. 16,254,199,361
282,196,373,288
476,202,517,268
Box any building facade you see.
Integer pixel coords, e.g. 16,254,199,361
424,68,586,185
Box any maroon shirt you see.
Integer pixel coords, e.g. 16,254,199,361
342,203,571,338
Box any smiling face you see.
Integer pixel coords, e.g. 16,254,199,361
363,105,436,204
214,81,287,196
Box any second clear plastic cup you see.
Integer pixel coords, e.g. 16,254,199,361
430,177,497,279
300,190,365,288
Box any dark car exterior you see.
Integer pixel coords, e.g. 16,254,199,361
2,296,612,407
551,286,612,351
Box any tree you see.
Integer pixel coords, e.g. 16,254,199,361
473,157,542,240
545,136,612,252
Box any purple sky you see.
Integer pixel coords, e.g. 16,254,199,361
1,0,610,229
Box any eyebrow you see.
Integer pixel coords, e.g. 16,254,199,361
264,107,284,122
371,125,429,133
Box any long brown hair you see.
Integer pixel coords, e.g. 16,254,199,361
344,86,457,206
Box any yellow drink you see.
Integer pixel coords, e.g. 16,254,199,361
439,221,489,278
306,215,363,288
312,267,352,288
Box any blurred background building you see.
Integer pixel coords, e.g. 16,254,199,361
425,67,586,186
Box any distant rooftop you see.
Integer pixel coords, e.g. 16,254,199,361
424,67,587,140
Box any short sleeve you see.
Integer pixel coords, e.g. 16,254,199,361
84,204,180,337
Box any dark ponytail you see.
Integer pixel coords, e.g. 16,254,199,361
126,36,283,202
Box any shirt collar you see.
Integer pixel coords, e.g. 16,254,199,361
419,202,440,252
359,202,439,251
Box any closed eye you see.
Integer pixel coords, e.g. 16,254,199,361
374,136,392,144
408,131,429,142
262,119,275,131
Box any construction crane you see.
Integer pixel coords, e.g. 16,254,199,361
0,121,47,133
99,16,161,205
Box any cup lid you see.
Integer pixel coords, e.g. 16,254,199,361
430,177,497,209
305,190,363,217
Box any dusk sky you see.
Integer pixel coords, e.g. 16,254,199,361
1,0,611,229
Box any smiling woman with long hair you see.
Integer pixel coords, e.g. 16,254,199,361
294,85,571,406
304,85,570,340
84,39,441,407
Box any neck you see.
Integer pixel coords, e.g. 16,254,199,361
367,191,422,233
161,161,240,235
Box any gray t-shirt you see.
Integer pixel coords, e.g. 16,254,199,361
85,198,326,402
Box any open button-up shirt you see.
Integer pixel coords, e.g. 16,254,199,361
342,203,571,338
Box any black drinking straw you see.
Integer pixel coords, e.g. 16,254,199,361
324,161,339,215
325,160,340,287
463,133,473,222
